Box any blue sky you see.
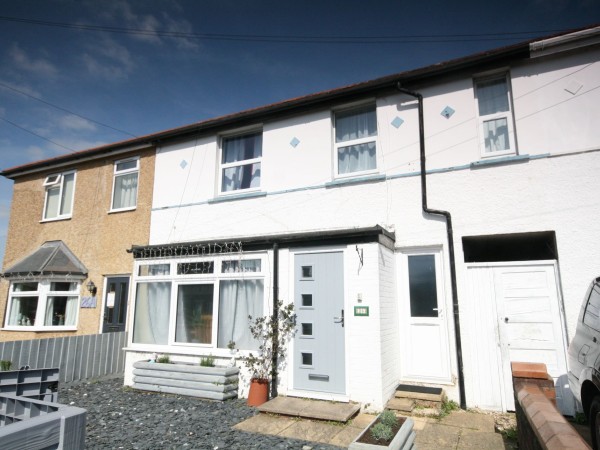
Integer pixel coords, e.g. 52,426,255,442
0,0,598,266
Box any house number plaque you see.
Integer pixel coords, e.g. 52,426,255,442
354,306,369,317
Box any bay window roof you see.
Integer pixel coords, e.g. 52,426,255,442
2,241,88,278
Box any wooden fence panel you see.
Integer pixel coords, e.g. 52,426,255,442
0,332,127,383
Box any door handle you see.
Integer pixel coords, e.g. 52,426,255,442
333,309,344,327
504,317,509,323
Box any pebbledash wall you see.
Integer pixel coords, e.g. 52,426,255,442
0,148,155,342
122,43,600,409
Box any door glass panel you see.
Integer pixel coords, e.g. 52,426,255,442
117,282,127,323
301,266,312,278
301,323,313,336
301,352,313,366
105,283,115,324
301,294,313,307
408,254,438,317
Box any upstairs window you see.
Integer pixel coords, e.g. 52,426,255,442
111,157,139,211
335,105,377,176
475,75,516,156
43,171,75,220
220,132,262,193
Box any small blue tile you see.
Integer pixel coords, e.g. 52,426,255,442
391,116,404,128
290,137,300,148
441,106,455,119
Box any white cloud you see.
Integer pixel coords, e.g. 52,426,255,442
8,43,58,78
57,115,97,132
82,36,135,80
25,145,50,162
0,79,42,99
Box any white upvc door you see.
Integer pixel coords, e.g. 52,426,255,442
398,249,452,383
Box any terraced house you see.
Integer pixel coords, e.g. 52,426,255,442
2,25,599,414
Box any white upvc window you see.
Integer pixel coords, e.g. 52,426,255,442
220,131,262,193
42,171,76,221
4,280,80,330
111,157,139,211
475,74,517,157
132,255,265,352
334,104,378,177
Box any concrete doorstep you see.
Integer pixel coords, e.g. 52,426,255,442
234,397,512,449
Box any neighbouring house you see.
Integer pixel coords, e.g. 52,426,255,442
2,25,599,414
0,146,155,341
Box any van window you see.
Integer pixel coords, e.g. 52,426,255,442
583,283,600,331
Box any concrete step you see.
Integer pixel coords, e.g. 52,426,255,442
257,396,360,423
386,397,414,412
395,384,446,403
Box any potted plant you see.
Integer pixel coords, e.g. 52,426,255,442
244,300,296,406
349,409,415,450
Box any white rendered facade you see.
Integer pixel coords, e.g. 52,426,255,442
124,31,600,411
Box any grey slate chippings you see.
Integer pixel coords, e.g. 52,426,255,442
59,376,341,450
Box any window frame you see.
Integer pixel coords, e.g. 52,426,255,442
131,254,267,354
3,280,81,331
110,157,140,212
333,103,379,179
474,73,517,158
218,130,263,195
41,170,76,222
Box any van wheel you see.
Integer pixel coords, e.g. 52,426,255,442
591,396,600,450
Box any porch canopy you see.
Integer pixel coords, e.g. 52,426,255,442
2,240,88,278
128,225,395,259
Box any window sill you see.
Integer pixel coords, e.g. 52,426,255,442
40,216,72,223
2,326,77,332
108,206,137,214
471,154,530,169
124,345,256,358
325,173,386,188
209,191,267,204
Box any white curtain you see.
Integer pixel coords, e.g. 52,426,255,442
133,282,171,344
59,173,75,215
338,142,376,174
65,297,78,326
222,163,261,191
44,296,78,326
217,280,264,350
113,172,138,209
477,78,509,115
222,259,261,273
483,118,509,152
45,187,60,219
222,133,262,163
335,107,377,143
8,298,23,325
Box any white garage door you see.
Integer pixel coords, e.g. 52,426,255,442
465,262,570,412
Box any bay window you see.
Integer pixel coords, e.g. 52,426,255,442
43,171,76,220
5,280,80,329
475,74,517,156
132,256,265,351
335,104,378,176
220,132,262,193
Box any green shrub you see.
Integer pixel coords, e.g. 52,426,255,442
156,355,171,364
200,355,215,367
0,360,12,371
371,423,394,442
379,409,398,427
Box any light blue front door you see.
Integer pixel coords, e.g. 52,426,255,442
294,251,345,394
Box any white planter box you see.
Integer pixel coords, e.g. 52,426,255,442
349,415,415,450
132,361,239,400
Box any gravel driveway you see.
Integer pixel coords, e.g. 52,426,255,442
59,376,341,450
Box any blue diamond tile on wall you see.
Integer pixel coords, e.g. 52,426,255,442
180,160,188,169
290,137,300,148
441,106,455,119
391,116,404,128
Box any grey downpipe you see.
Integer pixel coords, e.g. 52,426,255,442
397,84,467,410
271,242,279,399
